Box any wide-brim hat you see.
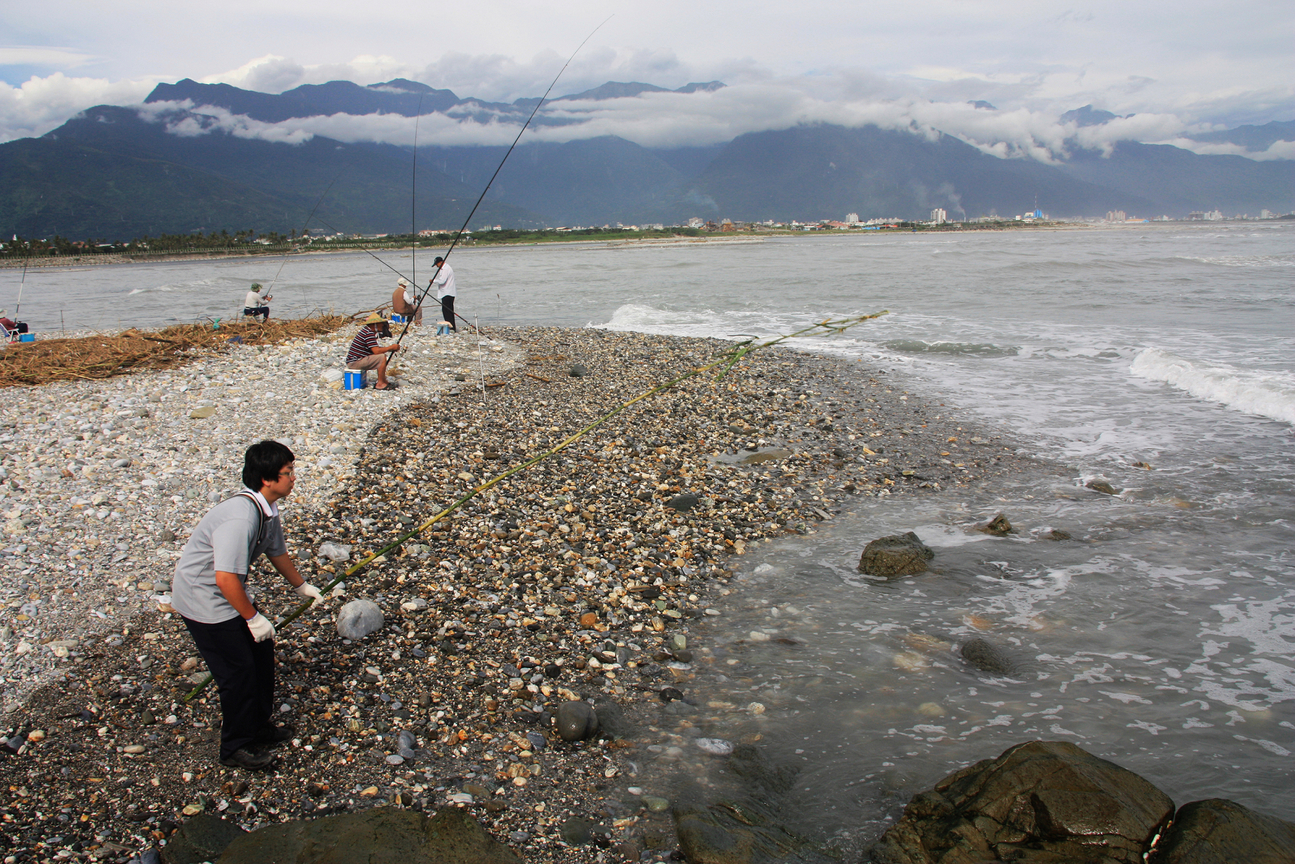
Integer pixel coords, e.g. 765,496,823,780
397,278,409,288
363,312,387,324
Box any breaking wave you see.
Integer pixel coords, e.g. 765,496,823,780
1131,348,1295,425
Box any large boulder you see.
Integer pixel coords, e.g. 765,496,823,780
870,740,1175,864
1148,798,1295,863
858,532,934,579
218,806,520,863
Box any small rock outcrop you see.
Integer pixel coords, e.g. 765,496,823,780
979,513,1012,536
1086,479,1120,495
959,637,1017,676
335,599,384,640
869,740,1175,864
217,806,521,863
858,532,934,578
1148,798,1295,863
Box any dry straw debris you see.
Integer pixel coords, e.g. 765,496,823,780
0,314,354,387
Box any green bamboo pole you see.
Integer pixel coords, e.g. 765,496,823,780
183,312,886,701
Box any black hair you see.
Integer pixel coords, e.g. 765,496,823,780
242,440,294,490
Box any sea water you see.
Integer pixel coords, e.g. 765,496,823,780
11,223,1294,844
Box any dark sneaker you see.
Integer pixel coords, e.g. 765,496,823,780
255,723,296,748
219,747,275,771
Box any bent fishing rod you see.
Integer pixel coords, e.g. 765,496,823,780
182,310,889,701
261,169,347,315
398,16,613,346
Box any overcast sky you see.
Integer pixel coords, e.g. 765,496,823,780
2,0,1292,159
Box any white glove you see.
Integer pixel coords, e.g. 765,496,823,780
246,612,276,642
295,583,323,603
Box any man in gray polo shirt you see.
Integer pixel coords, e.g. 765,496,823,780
171,440,323,771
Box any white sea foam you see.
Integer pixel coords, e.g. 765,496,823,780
1131,347,1295,425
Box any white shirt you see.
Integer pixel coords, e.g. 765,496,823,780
245,290,266,308
432,262,456,299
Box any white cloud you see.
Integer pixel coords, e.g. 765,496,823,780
0,46,97,68
130,79,1269,169
0,72,155,141
1157,137,1295,162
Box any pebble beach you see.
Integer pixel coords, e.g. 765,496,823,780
0,321,1041,863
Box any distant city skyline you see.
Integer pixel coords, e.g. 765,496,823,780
1,0,1291,161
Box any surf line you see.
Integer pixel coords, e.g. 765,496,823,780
182,311,888,701
399,16,614,345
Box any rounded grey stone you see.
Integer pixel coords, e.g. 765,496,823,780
336,599,384,640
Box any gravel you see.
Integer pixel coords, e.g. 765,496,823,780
0,324,1038,863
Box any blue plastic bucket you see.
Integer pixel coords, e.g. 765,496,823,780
391,314,408,324
436,322,452,336
343,369,367,390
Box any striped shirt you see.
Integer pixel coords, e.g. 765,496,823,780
346,327,379,365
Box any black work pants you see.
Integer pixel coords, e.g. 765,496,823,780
182,614,275,759
441,295,456,331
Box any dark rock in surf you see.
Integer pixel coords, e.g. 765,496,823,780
217,807,520,864
1148,798,1295,864
959,637,1016,676
868,740,1174,864
728,743,799,797
1047,528,1073,540
858,532,934,578
1086,479,1120,495
569,364,589,378
979,514,1012,536
555,700,598,742
591,697,631,740
160,813,245,864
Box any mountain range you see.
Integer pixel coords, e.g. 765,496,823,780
1,77,1292,241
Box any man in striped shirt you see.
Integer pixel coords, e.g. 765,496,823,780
345,312,400,391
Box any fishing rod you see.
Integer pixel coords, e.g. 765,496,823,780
409,95,426,306
399,16,613,346
15,255,27,320
183,310,889,701
262,169,347,315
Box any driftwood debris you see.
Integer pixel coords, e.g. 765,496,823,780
0,315,352,388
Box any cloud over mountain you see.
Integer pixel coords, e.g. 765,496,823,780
124,79,1284,170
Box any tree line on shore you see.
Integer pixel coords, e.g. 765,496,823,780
0,225,719,260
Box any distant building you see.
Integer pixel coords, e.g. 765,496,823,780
687,217,705,228
846,213,860,224
931,208,947,225
1106,210,1127,222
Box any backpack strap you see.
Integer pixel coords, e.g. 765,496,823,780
233,490,270,541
